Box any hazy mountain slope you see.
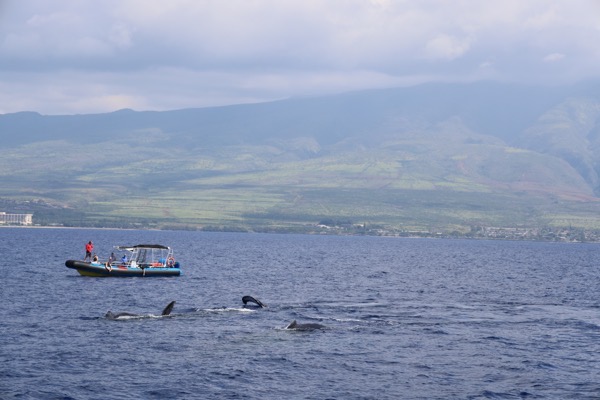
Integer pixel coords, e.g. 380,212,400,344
2,81,600,231
520,97,600,193
3,81,597,148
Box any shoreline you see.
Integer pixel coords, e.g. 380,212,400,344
1,224,599,243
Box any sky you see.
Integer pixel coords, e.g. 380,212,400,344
0,0,599,115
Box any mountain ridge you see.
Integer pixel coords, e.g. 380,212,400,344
2,80,600,232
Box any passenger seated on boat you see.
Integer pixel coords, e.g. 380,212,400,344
121,255,128,264
106,252,115,268
92,254,98,262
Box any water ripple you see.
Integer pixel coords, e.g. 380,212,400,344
1,229,599,399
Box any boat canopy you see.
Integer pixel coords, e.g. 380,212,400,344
116,244,171,250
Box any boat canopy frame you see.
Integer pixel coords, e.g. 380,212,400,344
113,244,175,268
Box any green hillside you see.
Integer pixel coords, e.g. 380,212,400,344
2,82,600,236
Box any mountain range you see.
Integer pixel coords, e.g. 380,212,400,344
2,80,600,234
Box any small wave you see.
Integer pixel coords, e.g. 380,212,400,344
423,327,449,335
480,390,535,399
108,315,144,320
522,360,557,370
105,313,169,320
483,336,516,346
333,317,362,322
195,307,255,313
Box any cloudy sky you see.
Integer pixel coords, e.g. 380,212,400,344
1,0,599,115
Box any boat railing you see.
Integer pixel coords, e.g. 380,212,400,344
103,259,173,269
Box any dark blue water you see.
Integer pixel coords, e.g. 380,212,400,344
1,228,599,399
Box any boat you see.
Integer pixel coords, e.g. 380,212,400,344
65,244,181,277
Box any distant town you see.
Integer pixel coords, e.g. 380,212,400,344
309,222,600,243
0,212,33,226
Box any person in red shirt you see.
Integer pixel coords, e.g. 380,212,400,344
84,241,94,262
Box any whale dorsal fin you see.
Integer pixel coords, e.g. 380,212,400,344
286,320,297,329
162,301,176,316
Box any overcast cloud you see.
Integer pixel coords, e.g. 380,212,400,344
0,0,599,114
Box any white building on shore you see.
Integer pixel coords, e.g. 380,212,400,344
0,212,33,225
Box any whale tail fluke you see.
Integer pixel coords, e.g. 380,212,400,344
242,295,266,308
162,301,176,316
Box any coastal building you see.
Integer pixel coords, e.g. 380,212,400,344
0,212,33,225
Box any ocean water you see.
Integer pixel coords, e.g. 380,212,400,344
1,228,599,399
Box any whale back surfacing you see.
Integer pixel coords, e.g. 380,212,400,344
105,311,138,320
105,301,176,320
285,320,326,331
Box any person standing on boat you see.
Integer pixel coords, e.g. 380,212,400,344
84,241,94,262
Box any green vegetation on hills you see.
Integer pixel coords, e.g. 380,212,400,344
3,82,600,237
3,133,600,234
